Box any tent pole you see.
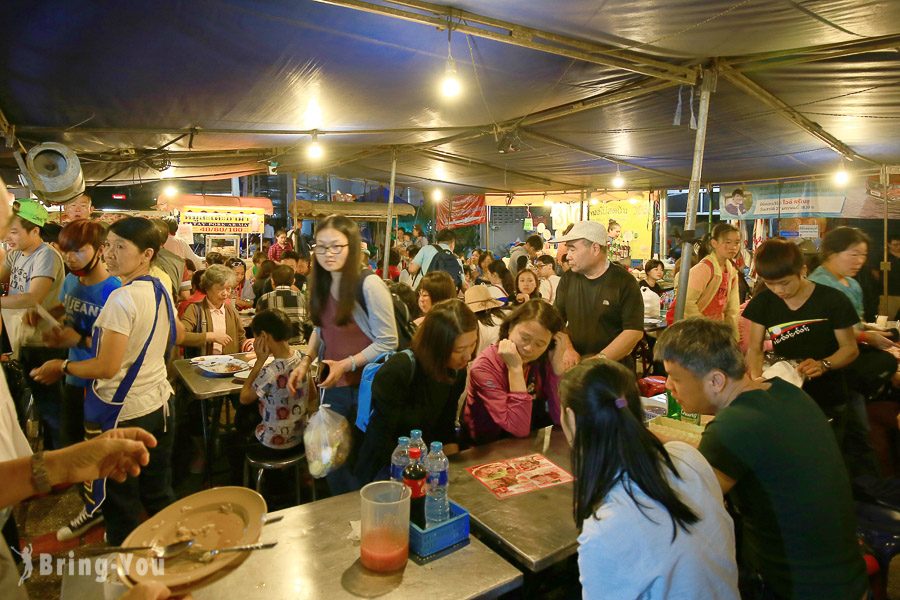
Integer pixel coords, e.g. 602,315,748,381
290,173,299,250
882,164,890,313
659,191,667,259
382,149,398,279
674,69,715,322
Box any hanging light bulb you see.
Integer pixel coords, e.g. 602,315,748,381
590,198,599,206
833,156,849,187
307,130,324,160
438,23,462,99
432,189,444,202
162,185,178,198
612,165,625,189
542,193,552,207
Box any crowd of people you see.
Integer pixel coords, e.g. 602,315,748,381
1,184,899,599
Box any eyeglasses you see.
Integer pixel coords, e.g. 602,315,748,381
314,243,349,255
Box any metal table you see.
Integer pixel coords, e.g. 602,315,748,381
192,492,523,599
448,428,579,573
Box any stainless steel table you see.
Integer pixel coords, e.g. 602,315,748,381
448,428,579,573
192,492,523,600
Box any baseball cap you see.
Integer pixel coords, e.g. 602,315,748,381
550,221,607,246
13,199,50,227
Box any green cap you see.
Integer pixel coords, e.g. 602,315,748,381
14,199,49,227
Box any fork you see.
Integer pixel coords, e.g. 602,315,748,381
188,541,278,563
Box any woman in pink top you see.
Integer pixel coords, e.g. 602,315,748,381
464,299,567,445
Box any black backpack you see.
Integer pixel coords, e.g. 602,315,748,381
356,270,417,349
427,245,464,289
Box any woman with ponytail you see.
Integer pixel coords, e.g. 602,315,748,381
560,359,738,599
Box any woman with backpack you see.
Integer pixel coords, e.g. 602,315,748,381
287,215,398,493
682,223,742,335
353,299,477,484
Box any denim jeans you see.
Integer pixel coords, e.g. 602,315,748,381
20,346,67,450
321,386,361,495
103,404,176,545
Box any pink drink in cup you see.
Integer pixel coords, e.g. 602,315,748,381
359,481,410,572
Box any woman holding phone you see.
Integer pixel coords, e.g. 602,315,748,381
287,215,398,493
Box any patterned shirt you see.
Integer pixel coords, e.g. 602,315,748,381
253,352,306,449
267,241,293,262
257,286,307,345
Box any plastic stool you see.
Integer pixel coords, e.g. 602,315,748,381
243,446,316,505
856,501,900,599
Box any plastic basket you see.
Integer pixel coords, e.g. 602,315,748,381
409,501,469,558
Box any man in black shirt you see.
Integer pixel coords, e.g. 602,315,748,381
552,220,644,366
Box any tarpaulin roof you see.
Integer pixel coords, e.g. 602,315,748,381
159,194,274,214
2,0,899,193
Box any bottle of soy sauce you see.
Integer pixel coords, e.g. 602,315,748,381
403,447,428,528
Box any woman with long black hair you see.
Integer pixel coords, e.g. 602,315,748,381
560,359,738,599
487,259,514,304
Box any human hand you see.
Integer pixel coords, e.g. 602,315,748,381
515,293,529,304
796,358,826,379
497,339,523,371
253,335,271,363
48,427,157,485
318,358,348,388
549,332,570,374
556,333,580,370
866,331,898,351
287,360,310,395
23,309,41,327
43,325,81,349
30,359,65,384
206,331,233,346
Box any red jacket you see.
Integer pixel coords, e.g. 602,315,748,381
464,343,561,445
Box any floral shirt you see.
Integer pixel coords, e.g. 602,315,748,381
253,352,306,449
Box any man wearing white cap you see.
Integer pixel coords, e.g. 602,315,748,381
552,220,644,366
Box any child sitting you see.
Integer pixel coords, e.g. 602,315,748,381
238,309,308,456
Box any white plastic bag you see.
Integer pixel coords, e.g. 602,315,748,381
303,402,352,478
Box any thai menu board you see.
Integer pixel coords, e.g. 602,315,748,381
466,453,573,500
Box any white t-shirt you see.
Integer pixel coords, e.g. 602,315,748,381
577,442,739,600
92,280,174,421
539,275,560,303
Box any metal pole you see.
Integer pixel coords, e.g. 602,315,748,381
674,69,715,322
290,173,299,251
659,190,668,259
382,149,398,279
882,164,890,312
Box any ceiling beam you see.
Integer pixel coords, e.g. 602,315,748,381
420,148,582,189
723,34,900,72
717,63,878,166
312,0,698,84
520,129,687,183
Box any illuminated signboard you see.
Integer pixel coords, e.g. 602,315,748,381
180,207,264,234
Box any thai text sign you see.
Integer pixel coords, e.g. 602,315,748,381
181,207,264,234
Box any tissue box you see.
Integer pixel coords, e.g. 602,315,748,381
409,501,469,558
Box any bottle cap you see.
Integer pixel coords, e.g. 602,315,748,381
408,447,422,459
430,441,442,452
410,429,422,438
398,436,410,445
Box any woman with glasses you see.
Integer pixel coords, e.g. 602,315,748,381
288,215,398,493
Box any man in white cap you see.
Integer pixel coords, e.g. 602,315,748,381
552,220,644,367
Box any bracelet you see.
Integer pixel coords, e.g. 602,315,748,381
349,354,357,372
856,331,868,344
61,359,70,375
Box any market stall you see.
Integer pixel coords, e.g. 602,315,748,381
160,194,274,258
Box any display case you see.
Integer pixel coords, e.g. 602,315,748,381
205,234,240,258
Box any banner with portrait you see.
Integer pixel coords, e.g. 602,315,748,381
587,192,653,260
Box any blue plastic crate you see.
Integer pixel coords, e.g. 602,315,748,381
409,501,469,558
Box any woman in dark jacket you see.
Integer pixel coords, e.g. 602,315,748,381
354,299,478,483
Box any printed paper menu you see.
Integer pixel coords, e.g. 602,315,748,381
466,453,573,499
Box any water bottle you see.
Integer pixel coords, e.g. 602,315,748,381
425,441,450,528
409,429,428,459
389,437,410,481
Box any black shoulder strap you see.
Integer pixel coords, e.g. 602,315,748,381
356,269,376,315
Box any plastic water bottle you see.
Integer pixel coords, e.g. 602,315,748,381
389,437,410,481
425,441,450,527
409,429,428,459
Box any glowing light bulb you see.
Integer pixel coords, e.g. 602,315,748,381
432,189,444,202
590,198,599,206
439,59,462,99
307,141,324,160
628,197,639,205
543,199,553,207
162,185,178,198
833,168,849,186
612,173,625,188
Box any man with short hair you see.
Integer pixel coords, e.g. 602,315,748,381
276,249,308,291
62,193,93,223
0,200,67,448
535,254,560,302
654,318,867,600
267,229,293,262
552,221,643,365
151,220,186,299
257,265,308,345
162,216,204,268
509,234,543,278
408,229,455,275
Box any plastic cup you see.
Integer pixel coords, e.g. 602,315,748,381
876,315,889,328
359,481,410,572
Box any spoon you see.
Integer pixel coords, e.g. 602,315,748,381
191,541,278,563
82,539,195,559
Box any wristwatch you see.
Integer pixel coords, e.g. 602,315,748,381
61,359,70,375
820,359,833,371
31,452,52,494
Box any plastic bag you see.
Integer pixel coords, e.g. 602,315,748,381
303,401,352,478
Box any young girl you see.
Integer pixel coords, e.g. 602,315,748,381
514,269,541,305
684,223,742,335
354,299,477,483
228,257,254,309
487,259,514,304
31,217,180,545
560,359,739,599
287,215,398,493
415,271,456,326
465,299,566,445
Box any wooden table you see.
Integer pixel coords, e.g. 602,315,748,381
448,428,578,573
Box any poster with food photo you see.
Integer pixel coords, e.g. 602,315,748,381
466,453,573,499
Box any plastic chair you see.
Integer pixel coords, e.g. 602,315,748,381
243,445,316,505
856,500,900,599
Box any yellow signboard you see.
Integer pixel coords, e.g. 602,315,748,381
181,207,264,234
587,192,653,260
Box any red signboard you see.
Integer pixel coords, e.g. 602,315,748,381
437,194,487,230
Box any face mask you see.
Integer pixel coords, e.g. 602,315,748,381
70,248,100,277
